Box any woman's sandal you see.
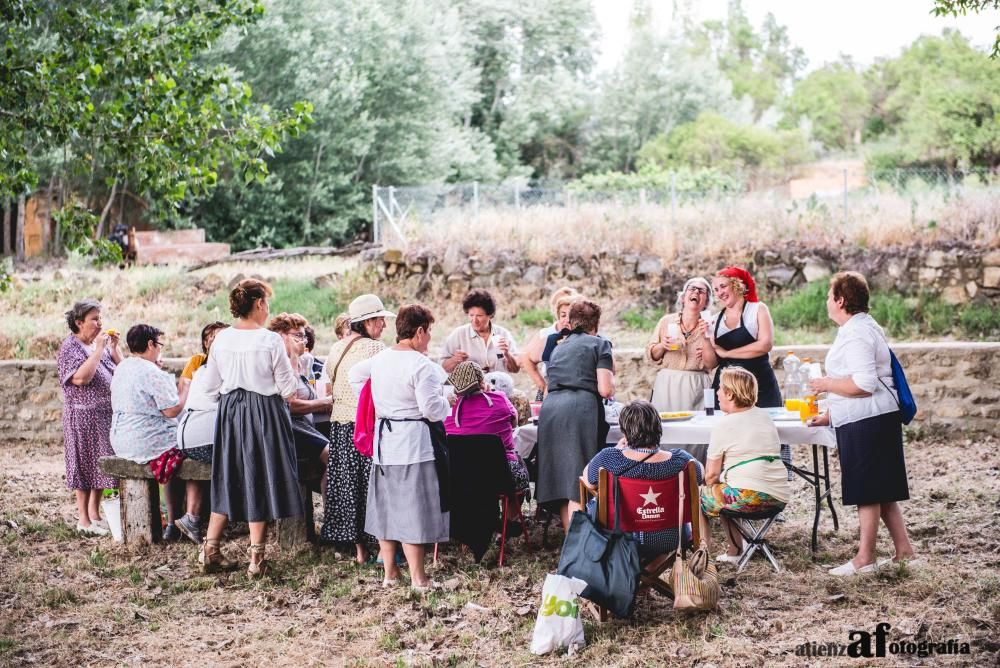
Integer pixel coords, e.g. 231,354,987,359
199,538,236,574
247,544,268,578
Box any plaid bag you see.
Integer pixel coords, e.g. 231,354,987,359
671,469,719,611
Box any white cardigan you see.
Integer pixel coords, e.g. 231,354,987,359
824,313,900,428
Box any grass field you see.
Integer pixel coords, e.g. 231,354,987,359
1,428,997,666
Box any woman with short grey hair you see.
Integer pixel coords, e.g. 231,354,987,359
646,277,715,461
57,299,122,535
580,400,704,558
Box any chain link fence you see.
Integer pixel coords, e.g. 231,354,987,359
372,167,1000,248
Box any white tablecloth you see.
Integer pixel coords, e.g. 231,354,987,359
514,410,836,459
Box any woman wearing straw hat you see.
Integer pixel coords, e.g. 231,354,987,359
320,294,394,564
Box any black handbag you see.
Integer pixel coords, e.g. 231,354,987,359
555,452,654,618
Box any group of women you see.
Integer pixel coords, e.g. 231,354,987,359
57,265,914,582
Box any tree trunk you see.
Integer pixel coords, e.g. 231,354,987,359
53,179,63,256
15,194,26,262
95,179,117,239
2,200,10,256
45,172,57,254
303,142,324,241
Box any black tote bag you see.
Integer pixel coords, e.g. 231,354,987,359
556,451,654,618
556,506,641,618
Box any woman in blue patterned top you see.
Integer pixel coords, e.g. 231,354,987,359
582,400,704,558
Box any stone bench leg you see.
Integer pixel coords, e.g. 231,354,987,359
275,482,314,549
120,478,162,546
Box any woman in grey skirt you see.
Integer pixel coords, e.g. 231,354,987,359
536,300,615,533
349,304,451,591
199,278,301,577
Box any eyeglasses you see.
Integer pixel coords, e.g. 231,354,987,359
151,340,163,348
288,332,307,340
686,286,709,295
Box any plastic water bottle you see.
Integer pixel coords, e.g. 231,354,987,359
783,351,803,409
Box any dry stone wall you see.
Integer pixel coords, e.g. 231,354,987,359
3,343,995,446
367,242,1000,306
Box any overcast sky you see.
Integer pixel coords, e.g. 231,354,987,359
592,0,1000,72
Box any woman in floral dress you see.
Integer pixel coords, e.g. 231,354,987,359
57,299,121,535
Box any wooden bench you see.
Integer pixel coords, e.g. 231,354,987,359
98,456,322,549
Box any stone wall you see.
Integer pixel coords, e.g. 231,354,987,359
368,242,1000,307
2,343,996,446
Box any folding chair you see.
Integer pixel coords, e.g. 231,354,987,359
720,506,782,573
434,434,529,567
578,459,702,620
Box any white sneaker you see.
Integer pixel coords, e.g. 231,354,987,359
828,560,876,576
410,579,442,593
76,522,109,537
716,552,742,565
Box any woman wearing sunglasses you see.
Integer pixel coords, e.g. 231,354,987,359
269,313,331,472
109,324,191,539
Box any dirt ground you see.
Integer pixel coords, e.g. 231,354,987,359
1,430,998,667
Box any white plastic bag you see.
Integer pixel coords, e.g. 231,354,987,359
101,497,123,542
530,573,587,655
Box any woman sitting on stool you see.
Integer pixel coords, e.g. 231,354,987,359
700,367,790,565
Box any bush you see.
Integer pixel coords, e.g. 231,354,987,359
568,164,744,196
517,308,551,329
270,280,345,328
770,281,830,330
918,294,956,336
619,307,661,331
638,112,812,177
959,304,1000,339
770,284,965,340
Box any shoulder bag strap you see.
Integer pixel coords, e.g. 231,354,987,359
327,336,362,390
873,332,901,409
676,467,686,557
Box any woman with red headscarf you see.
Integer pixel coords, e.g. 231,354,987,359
704,267,783,409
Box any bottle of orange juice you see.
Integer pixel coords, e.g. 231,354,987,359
783,351,803,412
801,358,822,419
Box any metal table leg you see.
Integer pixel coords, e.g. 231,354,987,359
785,444,839,558
811,444,822,554
822,446,839,531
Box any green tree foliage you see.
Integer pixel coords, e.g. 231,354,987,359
638,112,812,179
52,203,123,266
688,0,807,120
782,59,869,151
585,2,736,174
931,0,1000,58
865,31,1000,169
569,165,743,196
0,0,312,231
187,0,501,249
459,0,599,179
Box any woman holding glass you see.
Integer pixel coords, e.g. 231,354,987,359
647,276,715,412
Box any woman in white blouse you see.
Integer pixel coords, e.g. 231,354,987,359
199,279,300,577
349,304,450,591
807,272,914,576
